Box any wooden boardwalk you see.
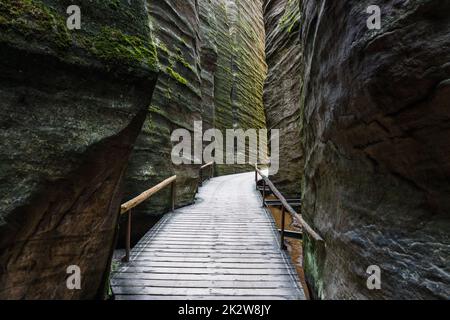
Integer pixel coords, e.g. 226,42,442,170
112,172,306,300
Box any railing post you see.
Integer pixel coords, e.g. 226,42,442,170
255,169,258,190
280,206,286,250
171,181,176,212
210,164,214,179
123,209,132,262
199,168,203,187
262,180,266,207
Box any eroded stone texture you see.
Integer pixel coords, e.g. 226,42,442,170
212,0,267,176
300,0,450,299
123,0,268,243
122,0,202,243
0,0,158,299
199,0,219,132
263,0,302,198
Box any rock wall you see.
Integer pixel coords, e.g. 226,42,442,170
122,0,202,244
123,0,268,243
263,0,302,198
212,0,267,176
0,0,158,299
199,0,219,132
300,0,450,299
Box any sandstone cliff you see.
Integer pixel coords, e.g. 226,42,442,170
263,0,302,198
299,0,450,299
122,0,202,243
0,0,158,299
123,0,268,243
212,0,267,176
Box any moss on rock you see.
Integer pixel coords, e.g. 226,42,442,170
86,26,158,70
0,0,159,73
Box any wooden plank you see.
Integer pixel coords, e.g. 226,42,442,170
144,240,275,245
112,279,295,288
118,261,291,269
151,235,277,240
130,252,284,258
133,248,283,254
129,255,285,261
132,244,278,249
128,256,285,263
155,230,274,236
112,273,295,282
116,267,295,275
113,286,301,297
278,229,303,240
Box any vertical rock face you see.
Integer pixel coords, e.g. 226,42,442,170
263,0,302,197
124,0,268,242
0,1,158,299
122,0,202,243
300,0,450,299
212,0,267,176
199,1,219,132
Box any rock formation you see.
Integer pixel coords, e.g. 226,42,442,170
199,0,219,132
299,0,450,299
212,0,267,176
263,0,302,198
121,0,202,244
0,0,158,299
123,0,268,243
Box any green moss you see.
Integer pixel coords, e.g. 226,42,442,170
84,26,158,71
174,53,195,73
0,0,159,72
304,235,326,299
0,0,71,49
166,66,188,85
279,0,301,33
157,41,170,56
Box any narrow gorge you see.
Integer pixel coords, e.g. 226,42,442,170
0,0,448,300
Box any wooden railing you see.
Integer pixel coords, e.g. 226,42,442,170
120,163,321,262
254,165,324,246
120,175,177,262
199,161,214,186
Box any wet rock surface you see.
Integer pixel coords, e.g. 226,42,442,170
299,0,450,299
0,0,158,299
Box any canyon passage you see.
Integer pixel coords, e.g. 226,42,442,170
0,0,448,300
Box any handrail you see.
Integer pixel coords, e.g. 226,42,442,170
199,162,214,186
201,161,214,170
120,175,177,262
254,165,324,243
121,175,177,214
